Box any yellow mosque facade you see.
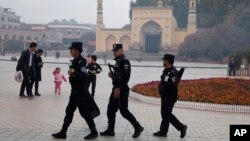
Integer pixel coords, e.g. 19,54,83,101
96,0,197,53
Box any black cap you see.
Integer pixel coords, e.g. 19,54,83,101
112,44,123,51
69,42,83,53
162,54,175,61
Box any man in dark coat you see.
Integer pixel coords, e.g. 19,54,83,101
86,54,102,98
52,42,98,140
228,57,236,76
30,49,44,96
100,44,144,138
16,42,37,98
154,54,187,138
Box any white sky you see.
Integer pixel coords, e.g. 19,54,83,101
0,0,131,28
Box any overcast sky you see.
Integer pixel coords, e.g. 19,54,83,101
0,0,131,28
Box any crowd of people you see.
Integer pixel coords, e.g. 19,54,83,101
15,42,187,140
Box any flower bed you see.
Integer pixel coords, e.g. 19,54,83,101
131,78,250,106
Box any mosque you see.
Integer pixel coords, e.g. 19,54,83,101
96,0,197,53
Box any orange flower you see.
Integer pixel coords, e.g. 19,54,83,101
131,78,250,105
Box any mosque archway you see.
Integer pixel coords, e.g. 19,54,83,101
106,35,117,51
141,21,162,53
119,35,131,51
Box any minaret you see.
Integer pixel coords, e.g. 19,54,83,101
187,0,197,35
96,0,104,52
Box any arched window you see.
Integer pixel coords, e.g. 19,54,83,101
77,30,81,35
67,30,72,35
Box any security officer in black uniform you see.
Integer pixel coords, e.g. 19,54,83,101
100,44,144,138
154,54,187,138
52,42,98,140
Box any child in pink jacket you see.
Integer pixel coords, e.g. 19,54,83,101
53,67,67,95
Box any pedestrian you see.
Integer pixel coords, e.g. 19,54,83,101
16,42,37,98
86,54,102,98
153,54,187,138
100,44,144,138
52,42,98,140
55,51,60,59
30,49,44,96
44,51,47,57
103,54,107,65
228,57,236,76
53,67,67,95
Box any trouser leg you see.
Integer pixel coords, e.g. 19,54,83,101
21,71,32,95
30,79,35,93
76,95,96,130
61,96,77,133
107,93,119,131
35,81,39,93
20,76,26,95
160,99,184,133
119,88,140,129
91,78,96,96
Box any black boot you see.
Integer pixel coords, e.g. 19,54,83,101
100,128,115,136
35,92,41,96
52,132,67,139
153,131,167,137
19,94,27,98
132,126,144,138
84,129,98,140
180,125,187,138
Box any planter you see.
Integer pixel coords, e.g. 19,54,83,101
129,91,250,114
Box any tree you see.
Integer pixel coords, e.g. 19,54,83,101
179,24,250,61
243,50,250,64
230,53,243,69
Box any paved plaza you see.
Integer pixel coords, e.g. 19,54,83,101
0,59,249,141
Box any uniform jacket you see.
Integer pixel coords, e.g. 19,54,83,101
69,56,88,94
159,66,179,100
112,54,131,89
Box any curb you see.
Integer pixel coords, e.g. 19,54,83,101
129,91,250,114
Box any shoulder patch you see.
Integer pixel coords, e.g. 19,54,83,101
81,66,87,73
124,64,129,70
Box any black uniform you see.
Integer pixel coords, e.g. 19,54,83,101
86,63,102,97
106,54,140,130
158,66,185,133
61,56,96,133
